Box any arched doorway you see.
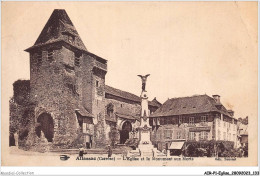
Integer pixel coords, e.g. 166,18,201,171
120,121,132,144
36,113,54,142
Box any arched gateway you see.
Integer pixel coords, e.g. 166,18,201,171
36,113,54,142
120,121,132,144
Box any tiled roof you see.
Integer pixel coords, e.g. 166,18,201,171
75,105,94,118
151,97,162,107
150,94,232,118
115,113,138,121
105,85,161,108
25,9,87,52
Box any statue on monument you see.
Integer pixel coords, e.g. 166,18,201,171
137,74,150,91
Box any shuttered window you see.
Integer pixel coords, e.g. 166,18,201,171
177,132,181,139
189,117,194,125
201,116,207,122
200,131,208,140
179,116,182,124
164,129,172,139
189,132,195,140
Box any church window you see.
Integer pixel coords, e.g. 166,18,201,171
66,83,78,95
74,53,81,67
107,103,114,117
37,52,42,65
47,50,54,62
96,80,99,88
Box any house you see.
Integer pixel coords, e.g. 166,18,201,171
237,123,248,148
149,94,238,154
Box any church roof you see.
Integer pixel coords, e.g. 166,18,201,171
105,85,161,108
25,9,87,52
75,105,94,118
150,94,232,118
151,97,162,107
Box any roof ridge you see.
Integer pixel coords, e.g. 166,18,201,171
105,85,139,98
105,85,160,107
26,9,87,52
169,94,209,100
150,94,232,118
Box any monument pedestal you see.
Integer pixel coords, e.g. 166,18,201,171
126,75,166,158
136,126,154,157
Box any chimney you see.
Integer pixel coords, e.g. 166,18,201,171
212,95,221,104
227,110,234,117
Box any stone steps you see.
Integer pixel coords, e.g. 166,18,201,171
142,151,153,157
50,148,125,155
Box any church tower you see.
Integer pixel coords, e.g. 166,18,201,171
25,9,107,149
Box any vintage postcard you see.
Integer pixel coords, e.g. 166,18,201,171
1,1,258,167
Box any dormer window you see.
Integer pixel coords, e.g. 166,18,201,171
47,50,54,62
68,35,74,43
62,31,75,44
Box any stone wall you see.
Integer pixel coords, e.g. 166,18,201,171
10,42,159,151
104,96,142,146
29,45,82,149
105,97,142,117
151,113,215,147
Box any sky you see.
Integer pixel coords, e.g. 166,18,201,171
2,2,258,120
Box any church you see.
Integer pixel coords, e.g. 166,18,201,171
9,9,161,151
9,9,238,156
